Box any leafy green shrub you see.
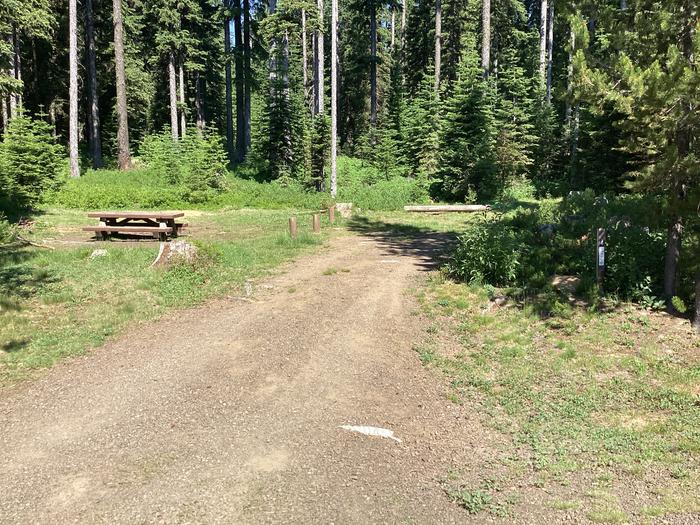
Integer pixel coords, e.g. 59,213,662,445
46,154,432,212
140,129,227,203
178,131,228,202
338,176,430,211
448,221,531,286
46,168,183,209
0,214,18,244
559,190,663,238
499,177,537,204
606,223,666,300
448,190,670,305
0,112,64,211
139,131,180,184
334,156,430,210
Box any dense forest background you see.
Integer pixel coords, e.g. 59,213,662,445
0,0,698,323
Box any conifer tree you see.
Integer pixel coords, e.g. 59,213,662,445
438,44,496,200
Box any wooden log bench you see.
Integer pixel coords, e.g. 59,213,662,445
83,211,187,241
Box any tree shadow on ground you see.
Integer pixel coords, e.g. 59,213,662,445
2,338,30,353
0,245,58,311
347,216,458,272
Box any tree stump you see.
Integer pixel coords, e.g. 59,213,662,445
151,241,198,267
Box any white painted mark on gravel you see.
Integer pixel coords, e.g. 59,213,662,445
340,425,402,443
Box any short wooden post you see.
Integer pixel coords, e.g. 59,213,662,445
596,228,606,291
289,217,298,239
328,206,336,224
312,214,321,233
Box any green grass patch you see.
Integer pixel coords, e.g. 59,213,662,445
418,277,700,519
0,208,329,384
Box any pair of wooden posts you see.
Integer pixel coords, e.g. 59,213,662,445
288,206,336,239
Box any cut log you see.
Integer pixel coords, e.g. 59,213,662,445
404,205,491,213
336,203,353,218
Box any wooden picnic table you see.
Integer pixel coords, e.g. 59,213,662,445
83,211,187,241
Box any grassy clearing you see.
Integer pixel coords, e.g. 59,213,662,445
355,210,700,521
0,207,332,384
417,275,700,521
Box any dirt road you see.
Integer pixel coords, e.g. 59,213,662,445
0,228,494,524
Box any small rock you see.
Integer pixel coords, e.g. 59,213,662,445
90,249,108,259
551,275,581,296
492,295,508,307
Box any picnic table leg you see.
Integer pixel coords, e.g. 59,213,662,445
159,221,168,242
98,219,109,241
169,219,179,238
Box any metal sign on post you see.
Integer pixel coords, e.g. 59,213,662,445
596,228,606,290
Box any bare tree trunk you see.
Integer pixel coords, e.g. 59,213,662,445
302,9,309,107
234,0,245,161
481,0,491,77
85,0,103,168
311,0,324,191
282,29,290,145
493,33,499,79
402,0,406,35
434,0,441,93
243,0,251,150
330,0,338,198
565,23,575,126
539,0,548,82
663,216,682,309
546,1,554,103
13,28,22,108
31,38,39,101
113,0,131,169
49,103,57,137
179,61,187,137
391,9,396,50
1,99,7,133
168,52,179,141
693,272,700,333
69,0,80,178
268,0,277,82
370,1,377,125
663,0,695,314
7,33,16,117
314,0,324,116
195,71,205,132
224,0,234,161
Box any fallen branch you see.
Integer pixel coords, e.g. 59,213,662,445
404,205,492,213
17,236,55,250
